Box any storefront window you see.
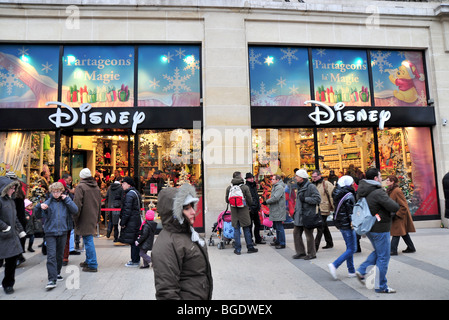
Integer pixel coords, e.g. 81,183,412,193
312,48,370,106
371,50,427,106
317,127,375,180
62,45,135,107
249,46,311,106
0,45,59,108
138,45,201,107
139,129,203,227
378,127,437,216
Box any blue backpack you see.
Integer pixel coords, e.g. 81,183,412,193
351,197,376,235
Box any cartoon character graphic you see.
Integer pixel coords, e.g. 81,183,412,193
389,60,425,104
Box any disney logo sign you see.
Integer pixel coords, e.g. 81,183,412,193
46,101,145,134
305,100,391,130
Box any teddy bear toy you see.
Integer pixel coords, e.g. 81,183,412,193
389,60,424,104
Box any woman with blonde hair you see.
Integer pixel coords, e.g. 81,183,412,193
385,175,416,255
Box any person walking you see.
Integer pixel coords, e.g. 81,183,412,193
152,183,213,300
225,171,257,255
136,210,157,269
0,177,26,295
245,172,265,244
263,174,286,249
105,175,124,242
34,182,78,290
292,169,321,260
355,168,400,294
311,169,335,251
119,176,143,267
73,168,101,272
385,175,416,255
328,176,357,280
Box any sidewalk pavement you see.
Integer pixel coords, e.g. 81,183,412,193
1,226,449,300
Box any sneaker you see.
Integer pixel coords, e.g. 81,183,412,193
234,249,241,255
45,281,57,290
356,271,366,285
328,263,337,280
377,287,396,294
348,272,357,278
125,261,140,268
57,275,64,282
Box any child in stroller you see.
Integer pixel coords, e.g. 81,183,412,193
208,209,234,249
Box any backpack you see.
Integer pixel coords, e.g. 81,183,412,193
228,184,245,208
351,197,377,235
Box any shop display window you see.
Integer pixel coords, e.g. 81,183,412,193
378,127,437,216
0,45,59,108
249,46,311,106
138,45,201,107
312,48,371,107
371,50,427,106
62,45,135,107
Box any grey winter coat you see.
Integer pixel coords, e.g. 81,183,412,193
152,184,213,300
225,178,253,228
356,179,400,233
293,180,321,227
34,195,78,237
0,177,24,259
266,180,286,221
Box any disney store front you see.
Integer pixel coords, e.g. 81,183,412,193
0,43,205,231
249,46,439,219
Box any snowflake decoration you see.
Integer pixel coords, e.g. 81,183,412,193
163,67,191,93
375,79,384,90
17,46,29,57
41,62,53,73
175,48,186,59
0,65,24,95
315,49,326,57
289,85,299,95
163,52,174,63
148,77,160,90
249,49,262,70
276,77,287,88
371,50,393,73
416,90,427,106
251,82,277,106
280,47,298,65
183,55,200,75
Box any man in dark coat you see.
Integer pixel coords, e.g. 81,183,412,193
245,172,265,244
119,176,142,267
105,176,124,242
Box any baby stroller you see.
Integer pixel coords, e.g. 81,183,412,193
260,206,275,242
209,207,234,249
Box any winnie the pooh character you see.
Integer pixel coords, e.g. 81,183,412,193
389,60,424,104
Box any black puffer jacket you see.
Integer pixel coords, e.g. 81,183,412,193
332,185,355,230
137,220,157,251
118,187,142,244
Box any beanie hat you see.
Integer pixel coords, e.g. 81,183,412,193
337,175,354,188
79,168,92,179
295,169,309,179
122,176,135,187
145,210,155,221
24,199,32,208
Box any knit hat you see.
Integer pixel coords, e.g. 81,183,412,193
296,169,309,179
145,210,155,221
337,175,354,188
122,176,135,187
24,199,32,208
79,168,92,179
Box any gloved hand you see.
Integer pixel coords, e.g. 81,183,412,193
135,240,139,247
2,226,11,232
19,231,27,238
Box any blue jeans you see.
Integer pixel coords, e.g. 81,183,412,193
357,231,391,292
273,221,286,246
332,229,357,273
234,222,254,252
82,235,98,269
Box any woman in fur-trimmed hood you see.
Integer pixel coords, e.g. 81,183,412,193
151,183,213,300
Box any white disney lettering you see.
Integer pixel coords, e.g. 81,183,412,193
305,100,391,130
46,102,145,133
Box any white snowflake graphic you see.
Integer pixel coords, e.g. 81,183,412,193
375,79,384,90
41,62,53,73
163,52,174,63
0,65,24,95
280,47,298,65
251,82,277,106
148,77,160,90
315,49,326,57
371,50,393,73
416,90,427,106
17,46,29,57
183,55,200,75
163,67,191,93
249,49,262,70
276,77,287,88
175,48,186,59
289,85,299,95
